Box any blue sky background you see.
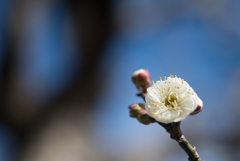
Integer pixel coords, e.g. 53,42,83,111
1,0,240,161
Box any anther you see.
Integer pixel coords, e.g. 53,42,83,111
147,105,151,108
175,75,177,77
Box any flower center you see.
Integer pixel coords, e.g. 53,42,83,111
164,92,178,108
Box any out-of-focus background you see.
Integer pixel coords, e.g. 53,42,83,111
1,0,240,161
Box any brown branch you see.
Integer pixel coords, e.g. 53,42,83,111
136,92,147,102
137,92,203,161
162,122,202,161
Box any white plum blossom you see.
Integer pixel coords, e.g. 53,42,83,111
145,75,202,124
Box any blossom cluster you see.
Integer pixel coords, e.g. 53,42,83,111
130,69,203,124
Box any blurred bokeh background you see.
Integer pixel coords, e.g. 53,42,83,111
1,0,240,161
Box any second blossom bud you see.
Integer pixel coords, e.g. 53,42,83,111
137,110,154,125
128,104,143,118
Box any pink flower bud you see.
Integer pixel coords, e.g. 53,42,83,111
190,98,203,115
132,69,151,92
137,109,153,125
128,104,142,118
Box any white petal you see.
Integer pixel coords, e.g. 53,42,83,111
144,76,202,124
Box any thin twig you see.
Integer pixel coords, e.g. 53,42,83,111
136,92,147,102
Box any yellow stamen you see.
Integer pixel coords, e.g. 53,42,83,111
160,77,162,80
175,75,177,77
147,105,151,108
151,112,155,115
182,79,184,84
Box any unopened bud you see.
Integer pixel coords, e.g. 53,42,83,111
128,104,142,118
137,110,153,125
132,69,151,92
190,98,203,115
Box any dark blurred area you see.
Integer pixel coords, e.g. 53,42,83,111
1,0,240,161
